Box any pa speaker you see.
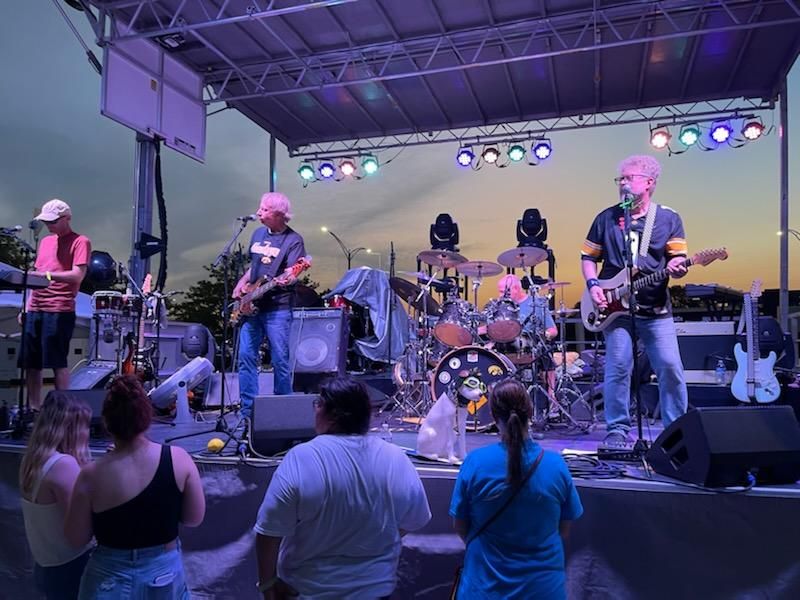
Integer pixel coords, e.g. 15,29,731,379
49,389,107,436
69,361,117,390
251,393,317,456
646,406,800,487
289,308,348,374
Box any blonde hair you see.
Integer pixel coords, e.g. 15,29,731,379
260,192,293,222
19,392,91,497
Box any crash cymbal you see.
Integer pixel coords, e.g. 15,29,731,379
417,249,468,269
544,281,571,289
551,307,580,317
293,284,323,308
389,277,441,314
455,260,504,278
497,246,548,269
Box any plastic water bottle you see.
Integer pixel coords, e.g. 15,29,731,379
380,422,393,443
715,359,727,386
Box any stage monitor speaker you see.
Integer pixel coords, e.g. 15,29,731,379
69,361,117,390
251,393,317,456
48,389,107,436
646,406,800,487
290,308,348,374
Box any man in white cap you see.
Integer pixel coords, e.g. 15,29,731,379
20,199,91,409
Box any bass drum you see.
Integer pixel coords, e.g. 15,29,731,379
430,346,515,431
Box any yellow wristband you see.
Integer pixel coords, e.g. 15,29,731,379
45,271,52,282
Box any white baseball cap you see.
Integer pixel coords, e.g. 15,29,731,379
35,199,72,222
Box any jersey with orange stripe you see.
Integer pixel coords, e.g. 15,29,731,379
581,203,687,316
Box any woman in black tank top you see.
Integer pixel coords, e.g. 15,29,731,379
64,376,205,599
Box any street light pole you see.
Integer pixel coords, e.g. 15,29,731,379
322,227,365,270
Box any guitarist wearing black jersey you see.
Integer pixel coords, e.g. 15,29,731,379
580,155,689,448
233,193,306,419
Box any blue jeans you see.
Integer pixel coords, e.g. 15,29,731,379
34,549,92,600
603,316,688,433
78,542,188,600
238,308,293,417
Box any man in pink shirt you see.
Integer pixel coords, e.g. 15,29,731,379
20,199,91,409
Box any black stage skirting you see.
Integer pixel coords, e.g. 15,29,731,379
2,423,800,599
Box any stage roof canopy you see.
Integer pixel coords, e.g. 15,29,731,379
86,0,800,154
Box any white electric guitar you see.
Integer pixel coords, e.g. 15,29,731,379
731,279,780,403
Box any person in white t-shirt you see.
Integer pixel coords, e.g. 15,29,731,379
253,377,431,599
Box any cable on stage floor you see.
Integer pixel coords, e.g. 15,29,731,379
562,454,628,479
621,471,757,494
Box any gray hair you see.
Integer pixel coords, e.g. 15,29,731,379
260,192,293,222
618,155,661,194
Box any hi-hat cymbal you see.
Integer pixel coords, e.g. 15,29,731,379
417,250,468,269
544,281,571,289
456,260,504,278
497,246,548,268
389,277,441,314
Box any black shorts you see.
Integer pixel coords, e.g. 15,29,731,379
18,311,76,370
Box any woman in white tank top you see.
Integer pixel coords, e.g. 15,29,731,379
19,391,93,599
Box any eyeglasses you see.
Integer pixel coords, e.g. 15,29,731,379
614,174,650,185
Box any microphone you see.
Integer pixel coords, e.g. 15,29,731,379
0,225,23,235
29,220,43,235
237,214,258,222
619,184,636,209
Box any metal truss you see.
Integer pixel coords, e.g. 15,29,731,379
287,97,774,158
184,0,800,105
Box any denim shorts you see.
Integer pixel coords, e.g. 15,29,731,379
18,311,76,369
78,541,189,600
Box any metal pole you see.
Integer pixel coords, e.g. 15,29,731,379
779,78,789,332
129,133,156,287
269,134,277,192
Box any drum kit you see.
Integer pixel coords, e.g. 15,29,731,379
385,246,593,433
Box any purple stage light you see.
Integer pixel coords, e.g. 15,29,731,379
711,122,733,144
456,147,475,167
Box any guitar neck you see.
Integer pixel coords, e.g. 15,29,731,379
632,256,693,291
247,279,278,304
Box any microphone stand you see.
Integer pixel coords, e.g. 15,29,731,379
385,242,395,366
166,220,249,454
621,192,648,457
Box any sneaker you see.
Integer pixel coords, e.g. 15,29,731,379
603,431,631,448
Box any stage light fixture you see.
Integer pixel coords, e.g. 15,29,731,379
298,164,315,181
339,159,356,176
532,140,552,160
482,147,500,164
711,121,733,144
742,120,764,141
361,155,379,175
508,144,526,162
456,146,475,167
649,128,671,150
318,162,335,179
678,124,700,147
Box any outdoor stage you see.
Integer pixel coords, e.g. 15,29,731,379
2,405,800,600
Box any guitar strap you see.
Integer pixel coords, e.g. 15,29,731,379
638,202,658,258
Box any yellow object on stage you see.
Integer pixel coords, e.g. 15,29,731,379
207,438,225,453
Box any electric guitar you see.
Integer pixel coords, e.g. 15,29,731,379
731,280,780,403
580,247,728,333
230,256,312,325
122,274,156,381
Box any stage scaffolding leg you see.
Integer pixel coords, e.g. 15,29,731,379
779,77,790,333
129,134,156,286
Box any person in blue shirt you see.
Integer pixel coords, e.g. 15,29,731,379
450,379,583,599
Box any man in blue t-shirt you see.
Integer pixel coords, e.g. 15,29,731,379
233,193,306,418
581,155,689,447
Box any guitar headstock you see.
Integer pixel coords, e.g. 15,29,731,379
142,273,152,294
692,247,728,267
749,279,763,299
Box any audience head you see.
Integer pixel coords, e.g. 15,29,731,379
103,375,152,443
315,377,372,435
20,391,92,496
489,379,533,485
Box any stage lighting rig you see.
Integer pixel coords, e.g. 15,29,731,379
456,146,475,167
532,140,553,161
507,144,526,162
710,121,733,144
678,124,700,147
298,164,315,181
361,155,379,175
649,128,671,150
430,213,459,252
517,208,548,249
482,146,500,164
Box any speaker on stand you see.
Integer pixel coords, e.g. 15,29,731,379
290,308,349,392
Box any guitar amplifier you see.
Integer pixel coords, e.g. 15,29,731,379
289,308,349,374
675,321,736,384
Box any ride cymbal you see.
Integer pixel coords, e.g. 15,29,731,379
497,247,548,268
417,250,468,269
456,260,504,278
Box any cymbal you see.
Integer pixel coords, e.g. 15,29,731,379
544,281,571,289
497,246,548,268
389,277,441,314
417,250,468,269
294,284,323,308
456,260,504,278
551,307,580,317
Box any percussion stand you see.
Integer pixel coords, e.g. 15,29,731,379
546,300,589,432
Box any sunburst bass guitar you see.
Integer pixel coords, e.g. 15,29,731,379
230,256,312,325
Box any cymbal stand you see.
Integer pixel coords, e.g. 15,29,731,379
550,300,591,432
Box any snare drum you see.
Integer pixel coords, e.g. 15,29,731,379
434,299,473,347
430,346,515,431
495,332,537,366
91,291,124,317
484,298,521,343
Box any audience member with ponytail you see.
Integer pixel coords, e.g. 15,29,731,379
64,375,205,598
20,392,93,600
449,379,583,599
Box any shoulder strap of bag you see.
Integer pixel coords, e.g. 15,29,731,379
465,448,545,546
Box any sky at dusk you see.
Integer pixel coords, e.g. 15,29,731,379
1,3,798,311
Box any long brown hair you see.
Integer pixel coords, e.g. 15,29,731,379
489,379,533,486
19,392,92,497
